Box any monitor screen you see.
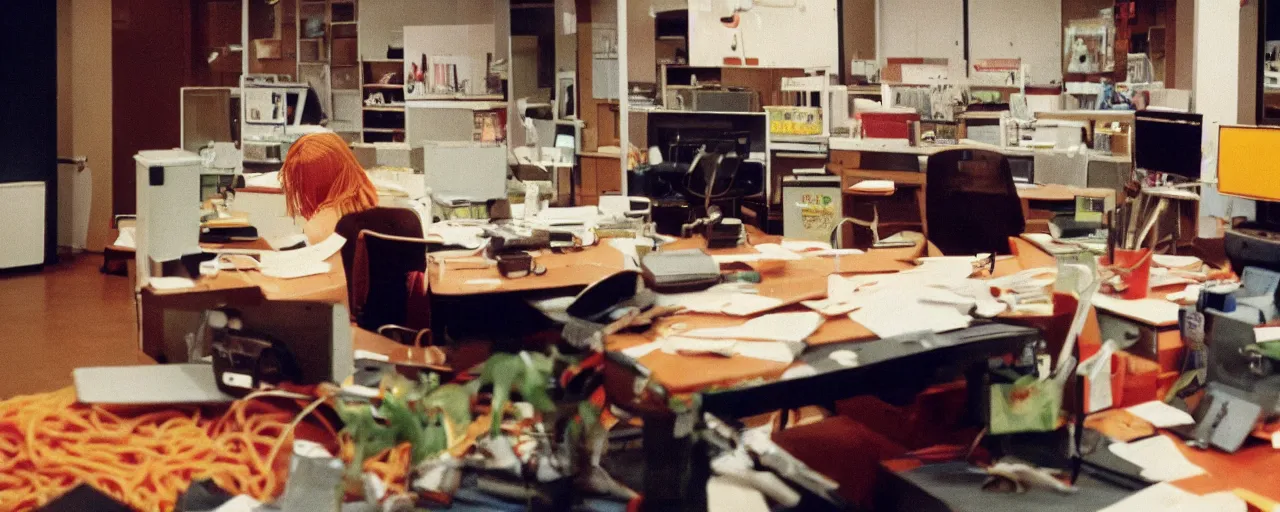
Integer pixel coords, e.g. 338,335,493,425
1219,125,1280,202
1134,110,1202,179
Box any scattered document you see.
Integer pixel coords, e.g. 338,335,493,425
849,288,972,339
1108,436,1206,482
660,336,797,363
1153,254,1203,269
779,240,833,253
1093,294,1180,326
656,288,786,317
259,233,345,269
848,179,894,193
808,248,865,257
427,223,487,249
112,226,137,249
1078,340,1118,413
707,477,771,512
1098,484,1246,512
243,171,282,189
1255,326,1280,344
149,276,196,290
681,312,823,343
260,260,331,279
711,244,803,264
1126,401,1195,428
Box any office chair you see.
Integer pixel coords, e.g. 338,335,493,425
925,149,1025,256
334,208,432,341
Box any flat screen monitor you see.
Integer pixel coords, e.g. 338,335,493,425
1134,110,1202,179
1219,125,1280,201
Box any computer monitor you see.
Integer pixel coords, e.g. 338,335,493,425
1134,110,1202,179
1219,125,1280,202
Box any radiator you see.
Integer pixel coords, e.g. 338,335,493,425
0,181,46,269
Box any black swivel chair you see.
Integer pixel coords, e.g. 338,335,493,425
925,149,1025,256
334,208,431,339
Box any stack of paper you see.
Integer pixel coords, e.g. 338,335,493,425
804,262,988,339
258,233,345,279
1107,435,1205,482
657,291,787,317
621,312,823,364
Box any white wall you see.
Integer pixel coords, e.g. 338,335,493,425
57,0,113,252
967,0,1062,84
1194,0,1254,226
359,0,498,60
879,0,964,65
688,0,839,70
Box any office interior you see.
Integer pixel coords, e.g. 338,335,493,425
5,0,1280,510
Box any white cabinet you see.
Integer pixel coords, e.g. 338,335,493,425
0,181,46,269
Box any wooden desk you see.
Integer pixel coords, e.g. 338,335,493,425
139,239,347,362
605,237,1053,393
428,243,627,296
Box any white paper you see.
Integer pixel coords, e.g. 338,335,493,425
659,336,797,364
779,240,832,253
243,170,282,189
427,223,487,249
707,477,771,512
657,289,785,317
1108,436,1206,482
266,233,309,251
1256,326,1280,344
621,340,663,359
213,495,264,512
808,248,865,257
1093,294,1181,326
1077,340,1118,413
260,260,331,279
681,312,823,343
112,226,137,249
1153,254,1203,268
259,233,345,269
1097,483,1197,512
353,349,391,362
149,276,196,290
1126,401,1196,428
712,244,803,264
848,288,972,339
849,179,894,191
562,12,577,35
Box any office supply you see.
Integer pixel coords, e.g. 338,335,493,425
1095,482,1204,512
1093,294,1181,326
1107,435,1206,482
1125,400,1195,428
73,364,235,405
1134,111,1203,179
641,249,722,292
1169,383,1264,453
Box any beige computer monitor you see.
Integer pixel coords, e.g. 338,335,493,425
1218,125,1280,201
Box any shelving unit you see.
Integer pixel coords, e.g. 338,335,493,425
296,0,361,141
360,59,406,142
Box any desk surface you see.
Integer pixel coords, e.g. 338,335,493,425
428,243,627,296
605,237,1055,393
828,138,1132,164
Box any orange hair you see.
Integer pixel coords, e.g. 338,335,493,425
279,132,378,219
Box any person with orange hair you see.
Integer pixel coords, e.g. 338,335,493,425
279,132,379,244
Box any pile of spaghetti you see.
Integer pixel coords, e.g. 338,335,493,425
0,387,341,512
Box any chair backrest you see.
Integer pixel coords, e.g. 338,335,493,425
335,207,424,285
925,148,1025,255
355,231,430,332
334,208,425,325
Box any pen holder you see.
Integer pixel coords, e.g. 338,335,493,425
1104,248,1152,300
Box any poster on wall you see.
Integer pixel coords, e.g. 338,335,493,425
687,0,838,70
403,25,496,99
1063,18,1115,74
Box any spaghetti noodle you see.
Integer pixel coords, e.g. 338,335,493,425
0,388,337,512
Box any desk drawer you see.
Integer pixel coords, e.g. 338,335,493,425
1097,312,1183,371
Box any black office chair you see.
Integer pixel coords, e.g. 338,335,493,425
925,149,1025,255
334,208,431,338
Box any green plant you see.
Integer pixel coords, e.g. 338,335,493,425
468,351,555,436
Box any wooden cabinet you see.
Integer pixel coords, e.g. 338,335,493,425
576,153,622,206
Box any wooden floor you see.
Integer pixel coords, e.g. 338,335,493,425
0,254,140,399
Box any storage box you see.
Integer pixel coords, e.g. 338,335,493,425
766,106,824,136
